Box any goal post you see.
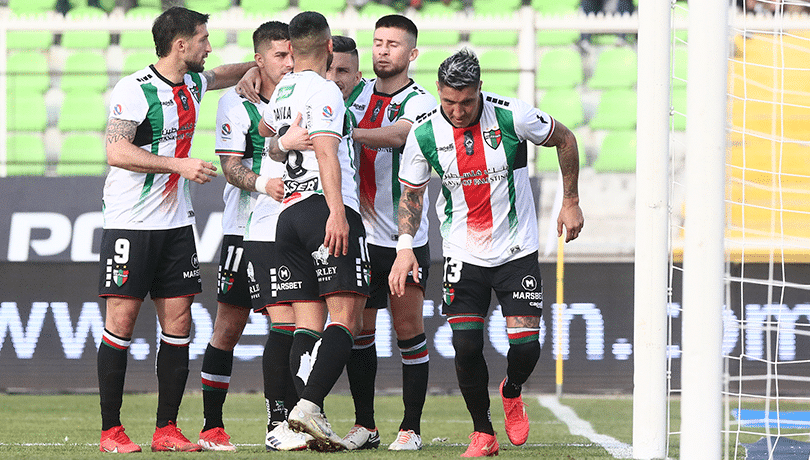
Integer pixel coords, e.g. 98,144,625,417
632,0,671,457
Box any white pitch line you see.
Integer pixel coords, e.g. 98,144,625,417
538,395,633,459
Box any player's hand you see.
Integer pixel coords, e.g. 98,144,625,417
235,67,261,103
389,249,419,297
265,177,284,202
178,158,217,184
557,197,584,242
324,211,349,257
281,113,313,151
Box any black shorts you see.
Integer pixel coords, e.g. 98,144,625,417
366,243,430,310
273,195,370,303
441,251,543,318
98,226,202,300
216,234,252,309
243,240,278,312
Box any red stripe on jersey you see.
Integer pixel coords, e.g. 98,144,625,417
453,125,494,251
164,85,197,197
357,94,392,219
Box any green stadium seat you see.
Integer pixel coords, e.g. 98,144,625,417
237,30,254,50
472,0,521,15
413,74,439,100
586,47,638,89
535,48,583,89
6,134,47,176
7,0,56,13
535,28,579,47
197,89,224,131
672,46,688,88
671,87,686,131
56,134,108,176
61,7,111,49
589,89,637,130
479,49,520,93
469,30,518,47
61,51,109,95
298,0,346,14
356,30,374,50
531,0,579,14
119,7,161,50
122,51,156,75
137,0,160,8
359,2,398,18
189,133,219,168
592,130,636,172
415,49,451,81
539,89,584,128
240,0,287,14
535,137,585,172
6,12,53,50
58,91,108,132
8,92,48,131
185,0,233,13
7,52,50,95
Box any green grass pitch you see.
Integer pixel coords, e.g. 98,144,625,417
0,393,635,459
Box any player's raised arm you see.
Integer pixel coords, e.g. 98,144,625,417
203,61,259,91
105,118,217,183
352,119,412,148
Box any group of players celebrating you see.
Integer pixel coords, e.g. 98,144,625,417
96,6,584,457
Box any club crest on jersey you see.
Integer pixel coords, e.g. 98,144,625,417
112,267,129,287
387,102,401,122
443,283,455,304
276,85,295,101
484,128,502,149
220,274,234,294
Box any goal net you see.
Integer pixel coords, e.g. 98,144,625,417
668,1,810,459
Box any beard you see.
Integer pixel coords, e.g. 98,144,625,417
186,57,205,74
373,59,407,79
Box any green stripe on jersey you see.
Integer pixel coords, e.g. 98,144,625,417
493,105,520,243
414,119,452,238
136,83,163,212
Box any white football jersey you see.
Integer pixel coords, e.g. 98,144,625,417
215,89,281,238
261,70,359,214
103,65,207,230
348,78,436,247
400,92,555,267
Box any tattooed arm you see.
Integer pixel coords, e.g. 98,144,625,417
542,120,584,242
202,61,259,92
105,118,217,184
388,184,427,296
220,155,283,201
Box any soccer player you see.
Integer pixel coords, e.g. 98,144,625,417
337,16,436,452
197,20,299,451
258,11,369,452
389,49,584,457
96,6,261,453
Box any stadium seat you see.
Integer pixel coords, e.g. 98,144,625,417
589,89,637,131
672,46,688,88
6,134,47,176
185,0,233,13
535,48,583,89
240,0,287,14
469,30,518,47
479,49,520,93
359,1,398,18
56,133,107,176
61,7,111,49
6,12,53,50
413,73,439,100
58,91,108,132
7,52,50,95
197,89,224,131
7,0,56,13
592,130,636,172
415,49,451,82
539,89,584,128
298,0,346,14
472,0,521,15
535,28,580,47
189,133,219,168
586,47,638,89
61,51,109,95
7,92,48,132
531,0,579,14
119,7,161,50
671,87,686,131
122,51,156,75
416,2,462,46
532,0,580,45
535,137,585,172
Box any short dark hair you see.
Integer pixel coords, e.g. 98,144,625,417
152,7,209,58
289,11,330,42
253,21,289,53
331,35,358,58
375,14,418,43
438,48,480,90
